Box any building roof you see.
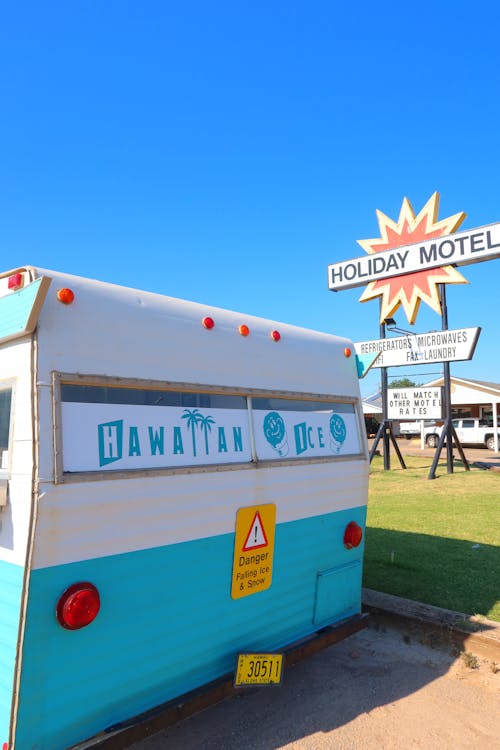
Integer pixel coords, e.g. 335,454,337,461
362,392,382,414
424,376,500,397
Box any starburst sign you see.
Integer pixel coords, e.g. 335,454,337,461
358,193,468,324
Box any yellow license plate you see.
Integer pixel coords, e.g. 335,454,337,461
234,653,284,687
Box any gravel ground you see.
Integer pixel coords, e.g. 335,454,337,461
127,620,500,750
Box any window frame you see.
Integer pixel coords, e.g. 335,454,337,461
53,372,366,483
0,382,14,476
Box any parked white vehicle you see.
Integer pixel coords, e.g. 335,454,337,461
424,418,500,450
399,420,438,439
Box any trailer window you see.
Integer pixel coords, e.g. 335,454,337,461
0,388,12,470
60,384,250,473
61,385,246,410
58,382,363,477
251,397,361,460
252,398,354,413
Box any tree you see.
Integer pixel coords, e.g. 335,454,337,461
389,378,419,389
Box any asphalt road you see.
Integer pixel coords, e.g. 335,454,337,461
127,619,500,750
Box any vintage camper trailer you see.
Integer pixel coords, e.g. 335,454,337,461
0,267,369,749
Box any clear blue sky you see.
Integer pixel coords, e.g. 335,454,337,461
2,1,499,397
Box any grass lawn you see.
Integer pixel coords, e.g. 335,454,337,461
363,454,500,622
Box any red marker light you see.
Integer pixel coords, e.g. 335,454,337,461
239,324,250,337
3,743,9,750
56,582,100,630
344,347,352,358
270,330,281,342
57,288,75,305
8,273,23,291
202,316,215,330
344,521,363,549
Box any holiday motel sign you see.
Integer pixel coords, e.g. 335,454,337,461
328,192,500,324
328,222,500,290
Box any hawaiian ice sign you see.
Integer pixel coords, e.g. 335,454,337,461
61,400,362,473
262,412,289,456
254,405,361,460
61,402,252,472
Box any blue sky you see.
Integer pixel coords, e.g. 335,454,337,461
1,1,500,396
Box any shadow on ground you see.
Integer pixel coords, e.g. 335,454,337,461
128,618,499,750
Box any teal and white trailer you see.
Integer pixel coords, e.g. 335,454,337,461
0,266,370,750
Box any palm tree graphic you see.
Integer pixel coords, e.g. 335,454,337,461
199,414,215,455
182,408,202,457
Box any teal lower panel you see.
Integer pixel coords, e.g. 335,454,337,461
0,560,24,746
16,506,366,750
314,561,362,626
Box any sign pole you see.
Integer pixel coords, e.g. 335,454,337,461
381,315,390,471
442,283,454,474
428,284,470,479
369,302,406,470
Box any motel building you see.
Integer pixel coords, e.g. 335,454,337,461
424,376,500,424
362,376,500,453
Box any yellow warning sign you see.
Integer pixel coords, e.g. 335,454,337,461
231,504,276,599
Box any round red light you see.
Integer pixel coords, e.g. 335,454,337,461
57,288,75,305
344,347,352,358
270,330,281,342
239,324,250,337
344,521,363,549
56,582,100,630
202,316,215,330
3,743,9,750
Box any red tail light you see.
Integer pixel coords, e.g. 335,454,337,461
344,521,363,549
56,582,100,630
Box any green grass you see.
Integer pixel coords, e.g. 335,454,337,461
363,455,500,622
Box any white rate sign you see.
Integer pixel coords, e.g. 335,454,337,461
387,388,443,420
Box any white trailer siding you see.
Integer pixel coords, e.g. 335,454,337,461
33,269,359,403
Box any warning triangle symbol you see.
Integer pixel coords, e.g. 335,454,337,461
242,511,269,551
